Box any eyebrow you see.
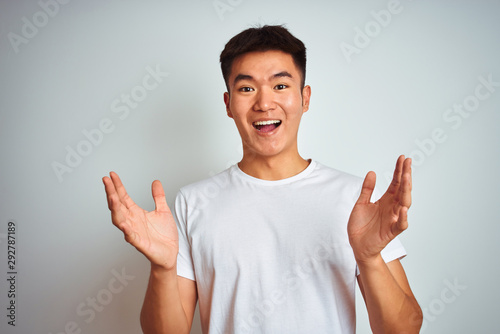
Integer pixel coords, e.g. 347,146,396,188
272,71,293,80
232,71,294,86
233,74,253,86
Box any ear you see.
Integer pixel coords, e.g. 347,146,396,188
301,85,311,113
224,92,233,118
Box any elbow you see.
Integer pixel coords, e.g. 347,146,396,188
383,299,423,334
408,304,423,333
139,311,151,334
392,301,422,334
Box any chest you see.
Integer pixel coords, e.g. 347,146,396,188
187,187,356,279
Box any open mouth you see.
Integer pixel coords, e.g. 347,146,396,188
253,120,282,133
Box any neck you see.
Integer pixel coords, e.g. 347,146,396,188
238,152,310,180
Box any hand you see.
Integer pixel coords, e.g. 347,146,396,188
347,155,412,263
102,172,179,271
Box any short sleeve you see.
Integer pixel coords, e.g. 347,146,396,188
380,237,406,263
174,191,196,281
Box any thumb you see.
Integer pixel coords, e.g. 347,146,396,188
151,180,170,213
357,171,376,204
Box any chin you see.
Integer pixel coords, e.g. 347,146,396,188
247,146,287,159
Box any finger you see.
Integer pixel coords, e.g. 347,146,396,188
393,206,409,236
386,155,405,196
103,175,130,229
398,158,412,208
102,176,113,210
109,171,136,209
406,157,413,192
102,175,122,211
357,171,376,204
151,180,171,213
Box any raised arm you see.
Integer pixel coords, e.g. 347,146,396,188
102,172,197,334
347,156,423,333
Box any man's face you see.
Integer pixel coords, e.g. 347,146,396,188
224,50,311,160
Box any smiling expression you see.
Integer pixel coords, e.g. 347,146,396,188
224,50,311,161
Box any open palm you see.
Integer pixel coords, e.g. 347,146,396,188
348,156,412,262
103,172,179,270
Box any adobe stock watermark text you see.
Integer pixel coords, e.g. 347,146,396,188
51,64,169,183
7,0,72,54
47,267,135,334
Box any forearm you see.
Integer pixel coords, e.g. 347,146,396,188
357,255,422,334
140,264,191,334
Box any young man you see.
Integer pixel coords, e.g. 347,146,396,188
103,25,423,333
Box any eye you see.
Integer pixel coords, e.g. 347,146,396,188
239,86,254,92
275,84,287,90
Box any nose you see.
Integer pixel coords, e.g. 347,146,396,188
253,87,275,112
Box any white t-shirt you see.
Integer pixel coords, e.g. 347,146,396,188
174,160,406,334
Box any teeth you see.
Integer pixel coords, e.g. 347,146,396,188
253,120,281,126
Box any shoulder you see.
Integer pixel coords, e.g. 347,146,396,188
314,162,387,202
307,161,367,202
312,161,364,186
176,165,236,201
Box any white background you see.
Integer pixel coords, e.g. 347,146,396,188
1,0,499,333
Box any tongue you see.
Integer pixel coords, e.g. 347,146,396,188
259,124,277,133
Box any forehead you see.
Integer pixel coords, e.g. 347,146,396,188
230,50,300,80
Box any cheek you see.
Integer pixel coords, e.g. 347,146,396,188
229,97,249,117
228,100,250,131
281,96,304,119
